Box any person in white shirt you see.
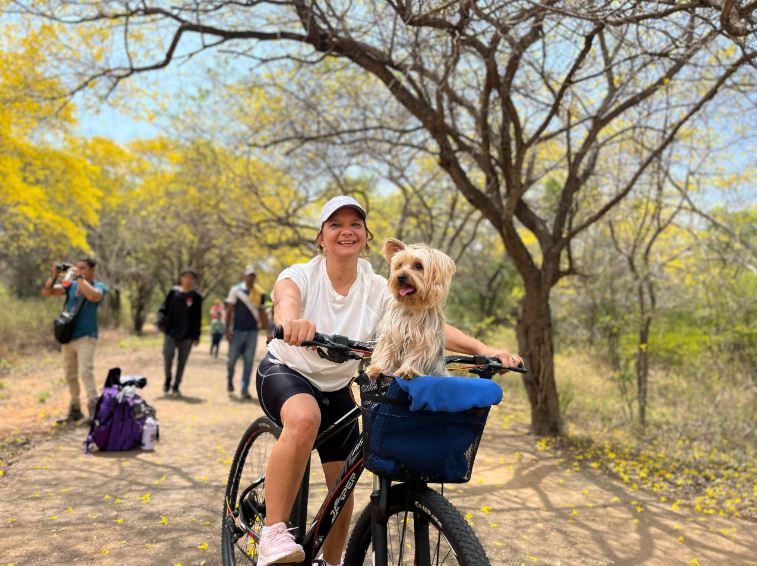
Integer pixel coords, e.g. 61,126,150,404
224,266,269,399
254,196,522,566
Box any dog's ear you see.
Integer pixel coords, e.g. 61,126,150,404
428,249,456,300
441,251,456,276
383,238,406,263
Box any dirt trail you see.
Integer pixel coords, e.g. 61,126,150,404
0,336,754,565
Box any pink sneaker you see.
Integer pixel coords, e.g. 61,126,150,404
257,522,305,566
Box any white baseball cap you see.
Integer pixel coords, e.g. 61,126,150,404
319,196,367,227
243,265,257,276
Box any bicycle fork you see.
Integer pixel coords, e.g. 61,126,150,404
370,474,391,566
371,476,435,566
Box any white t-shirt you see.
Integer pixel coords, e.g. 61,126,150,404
268,255,392,391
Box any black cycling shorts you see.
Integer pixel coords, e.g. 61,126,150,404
255,354,359,463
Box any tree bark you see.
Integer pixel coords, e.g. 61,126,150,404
636,275,657,427
130,282,152,335
517,285,563,436
102,287,121,328
636,313,651,426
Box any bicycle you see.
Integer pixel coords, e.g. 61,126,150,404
221,326,527,565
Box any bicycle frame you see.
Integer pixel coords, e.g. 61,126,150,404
230,337,522,565
288,402,368,564
288,380,440,566
280,379,396,565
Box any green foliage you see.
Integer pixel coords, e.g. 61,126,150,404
642,311,714,367
446,251,521,338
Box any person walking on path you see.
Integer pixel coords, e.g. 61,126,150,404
41,257,108,423
161,267,203,397
225,265,269,399
209,300,225,358
210,299,225,323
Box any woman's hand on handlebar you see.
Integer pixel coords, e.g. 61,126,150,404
278,319,317,346
484,348,524,372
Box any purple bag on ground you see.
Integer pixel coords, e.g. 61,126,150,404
85,368,153,453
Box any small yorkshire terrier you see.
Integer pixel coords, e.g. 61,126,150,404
367,238,456,380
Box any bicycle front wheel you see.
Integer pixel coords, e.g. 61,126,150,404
343,483,489,566
221,416,281,565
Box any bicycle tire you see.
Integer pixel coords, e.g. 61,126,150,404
221,416,281,565
343,483,489,566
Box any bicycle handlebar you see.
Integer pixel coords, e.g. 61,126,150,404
271,325,374,362
271,325,527,375
444,354,527,375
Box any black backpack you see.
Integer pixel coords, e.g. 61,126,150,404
53,290,85,344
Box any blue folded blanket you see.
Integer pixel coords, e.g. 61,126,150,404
393,376,503,412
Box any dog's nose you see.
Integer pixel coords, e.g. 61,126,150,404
397,274,407,284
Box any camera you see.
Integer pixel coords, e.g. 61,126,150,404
56,262,73,273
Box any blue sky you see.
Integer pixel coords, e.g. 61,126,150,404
76,105,162,142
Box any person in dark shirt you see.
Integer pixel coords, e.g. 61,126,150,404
161,267,203,397
224,265,269,399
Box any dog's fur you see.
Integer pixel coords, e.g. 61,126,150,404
367,238,456,380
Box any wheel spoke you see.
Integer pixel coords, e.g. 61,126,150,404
344,485,487,566
233,537,256,564
378,509,460,565
397,509,409,564
222,418,280,565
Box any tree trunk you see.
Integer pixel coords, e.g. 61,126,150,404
608,325,621,372
636,312,651,427
516,287,563,436
102,287,122,328
131,282,153,335
132,299,145,335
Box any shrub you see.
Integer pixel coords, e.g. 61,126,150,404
0,286,59,363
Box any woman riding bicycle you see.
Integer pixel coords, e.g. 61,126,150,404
255,195,523,566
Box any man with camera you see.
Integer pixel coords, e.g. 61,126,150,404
41,257,108,423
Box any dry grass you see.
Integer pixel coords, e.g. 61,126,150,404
473,326,756,519
552,348,756,520
0,288,60,366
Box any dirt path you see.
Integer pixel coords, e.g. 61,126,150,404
0,336,754,565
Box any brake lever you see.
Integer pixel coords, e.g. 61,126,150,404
315,347,361,363
302,336,350,349
270,325,366,363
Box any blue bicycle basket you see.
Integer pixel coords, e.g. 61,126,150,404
358,375,491,483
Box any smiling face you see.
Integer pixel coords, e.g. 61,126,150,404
384,238,456,311
317,207,368,259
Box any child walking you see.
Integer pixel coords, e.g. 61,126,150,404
209,299,225,358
